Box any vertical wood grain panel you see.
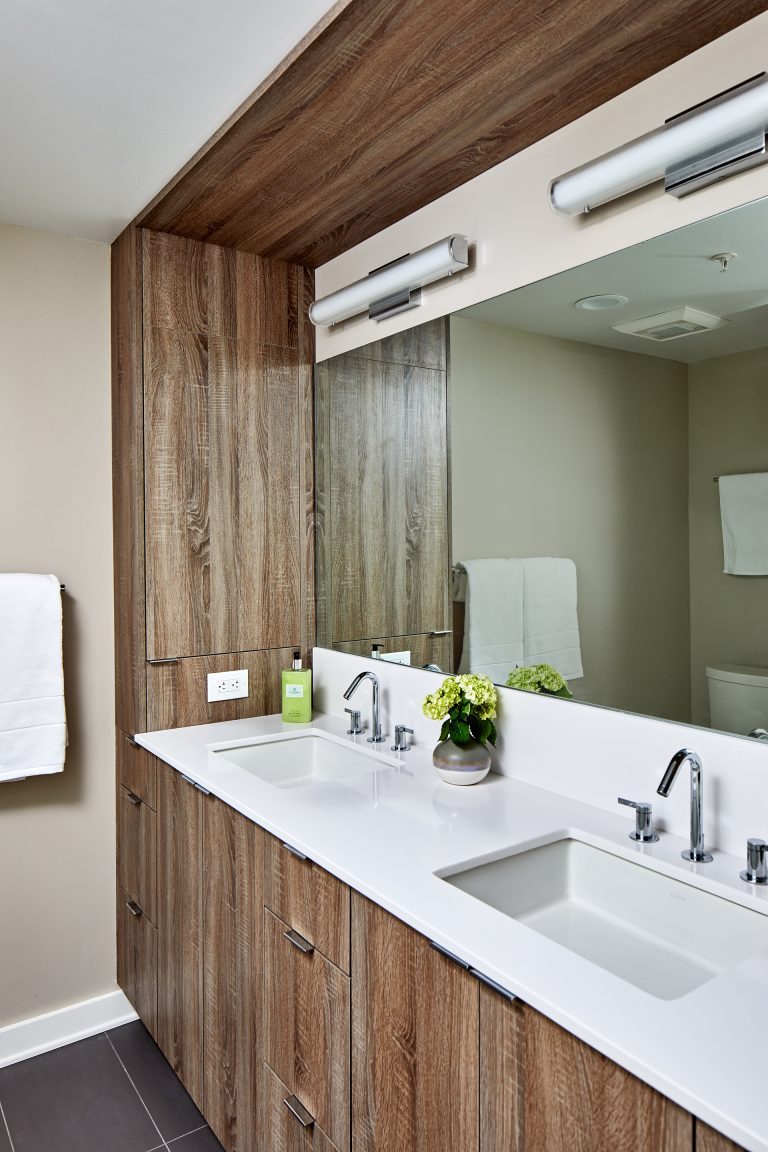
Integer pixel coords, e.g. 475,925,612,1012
264,909,350,1152
146,647,292,730
351,893,478,1152
157,762,204,1109
111,225,146,733
203,797,263,1152
264,834,350,973
263,1063,340,1152
116,730,157,810
479,984,524,1152
523,1008,691,1152
118,786,157,926
117,887,157,1041
696,1123,747,1152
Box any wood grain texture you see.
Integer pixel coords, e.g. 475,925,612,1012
142,231,302,661
111,225,146,733
203,796,263,1152
138,0,768,266
264,834,350,973
332,633,452,672
316,320,450,651
351,894,479,1152
696,1122,747,1152
117,785,157,927
521,1007,692,1152
479,984,524,1152
146,647,295,730
264,909,350,1152
263,1063,340,1152
117,886,158,1041
117,730,157,810
156,762,204,1109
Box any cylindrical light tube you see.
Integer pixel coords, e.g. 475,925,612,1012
309,235,469,326
549,74,768,217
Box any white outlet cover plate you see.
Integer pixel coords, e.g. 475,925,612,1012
207,669,249,702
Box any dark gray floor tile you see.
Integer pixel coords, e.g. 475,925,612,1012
169,1127,223,1151
107,1021,205,1142
0,1106,13,1152
0,1033,160,1152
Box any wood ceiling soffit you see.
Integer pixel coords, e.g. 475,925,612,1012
138,0,768,267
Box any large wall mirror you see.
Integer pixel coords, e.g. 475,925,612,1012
315,195,768,743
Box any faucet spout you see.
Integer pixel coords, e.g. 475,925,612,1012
656,748,712,863
343,671,385,743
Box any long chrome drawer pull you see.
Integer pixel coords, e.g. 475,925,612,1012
469,967,517,1001
126,900,143,918
429,629,453,636
147,657,179,665
180,775,211,795
283,1095,314,1128
284,928,314,955
282,841,309,861
429,940,470,969
126,790,142,807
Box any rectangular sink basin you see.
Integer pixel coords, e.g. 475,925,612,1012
208,729,399,790
442,837,768,999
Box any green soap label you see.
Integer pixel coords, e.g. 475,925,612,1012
285,685,304,698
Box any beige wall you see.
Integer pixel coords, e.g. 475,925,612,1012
0,225,115,1027
689,348,768,726
450,317,691,720
315,13,768,362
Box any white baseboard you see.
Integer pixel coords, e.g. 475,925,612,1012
0,990,138,1068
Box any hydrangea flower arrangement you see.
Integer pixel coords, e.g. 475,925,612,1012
505,663,572,698
423,673,498,747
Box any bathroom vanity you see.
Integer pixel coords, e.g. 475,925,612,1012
115,694,767,1152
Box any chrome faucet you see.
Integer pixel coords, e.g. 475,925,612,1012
656,748,713,863
343,671,385,743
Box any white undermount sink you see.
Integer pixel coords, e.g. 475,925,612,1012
441,837,768,1000
208,729,400,789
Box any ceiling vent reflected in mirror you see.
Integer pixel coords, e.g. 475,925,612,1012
612,306,726,342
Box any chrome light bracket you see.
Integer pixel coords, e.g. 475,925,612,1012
367,251,422,322
665,73,768,198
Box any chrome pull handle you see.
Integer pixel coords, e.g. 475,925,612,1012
126,790,142,807
391,725,415,752
429,629,452,636
345,707,363,734
282,841,308,862
127,737,139,748
283,1095,314,1128
617,797,658,843
741,838,768,884
284,928,314,955
126,900,142,918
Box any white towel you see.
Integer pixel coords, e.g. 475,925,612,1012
456,559,524,682
522,558,583,681
719,473,768,575
0,574,67,782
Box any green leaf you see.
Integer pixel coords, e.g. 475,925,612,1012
440,719,451,742
487,721,497,747
451,719,471,745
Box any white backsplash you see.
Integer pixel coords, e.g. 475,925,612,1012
313,647,768,858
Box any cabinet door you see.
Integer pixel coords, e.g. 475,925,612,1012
263,1063,340,1152
264,834,350,973
118,785,157,925
351,894,479,1152
264,909,350,1152
696,1122,747,1152
479,986,692,1152
203,795,263,1152
156,762,204,1108
117,887,157,1040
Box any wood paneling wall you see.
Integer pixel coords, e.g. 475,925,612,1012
137,0,768,266
111,228,315,734
315,318,450,662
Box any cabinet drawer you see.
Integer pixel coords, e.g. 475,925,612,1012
264,909,350,1152
118,785,157,926
117,887,157,1039
264,833,350,973
117,730,156,810
264,1063,340,1152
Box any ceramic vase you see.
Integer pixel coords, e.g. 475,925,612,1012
432,737,491,786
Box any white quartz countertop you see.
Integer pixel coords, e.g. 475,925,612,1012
137,712,768,1151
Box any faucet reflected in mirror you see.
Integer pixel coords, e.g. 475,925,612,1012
315,195,768,745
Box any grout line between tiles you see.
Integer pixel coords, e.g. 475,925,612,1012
0,1098,16,1152
104,1033,170,1152
167,1125,209,1145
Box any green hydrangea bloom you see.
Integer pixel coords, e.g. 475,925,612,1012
505,663,572,698
422,676,461,720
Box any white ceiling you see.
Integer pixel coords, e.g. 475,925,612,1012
0,0,338,243
461,195,768,363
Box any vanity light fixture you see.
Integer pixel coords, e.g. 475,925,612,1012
308,235,469,326
549,73,768,217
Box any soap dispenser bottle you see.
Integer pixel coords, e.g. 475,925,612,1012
281,650,312,723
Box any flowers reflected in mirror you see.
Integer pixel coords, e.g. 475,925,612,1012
505,663,572,699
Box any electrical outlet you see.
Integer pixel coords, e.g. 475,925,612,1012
207,669,249,703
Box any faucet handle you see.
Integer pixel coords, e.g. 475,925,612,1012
391,725,414,752
345,707,363,735
618,797,659,843
740,838,768,884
